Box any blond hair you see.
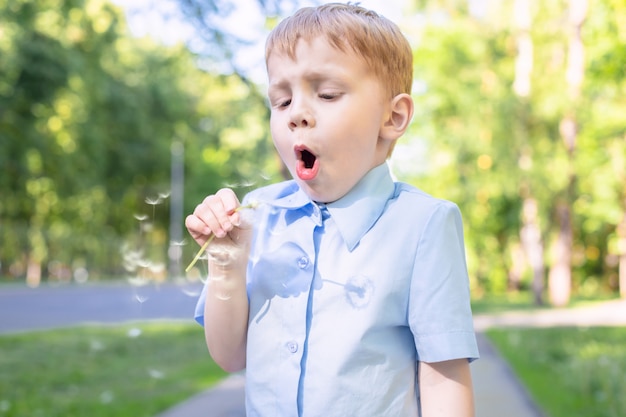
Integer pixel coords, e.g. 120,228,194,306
265,3,413,98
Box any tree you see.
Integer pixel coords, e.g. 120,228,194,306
0,0,277,282
401,0,626,302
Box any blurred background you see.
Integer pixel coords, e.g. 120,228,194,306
2,0,625,307
1,1,626,417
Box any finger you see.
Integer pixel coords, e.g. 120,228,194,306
196,191,239,238
215,188,243,226
184,214,211,242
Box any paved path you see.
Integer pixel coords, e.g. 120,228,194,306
155,332,545,417
0,281,203,334
3,283,623,417
155,299,626,417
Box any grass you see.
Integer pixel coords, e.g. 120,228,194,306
0,322,227,417
471,292,620,314
487,326,626,417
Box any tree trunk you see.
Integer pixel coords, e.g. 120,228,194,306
512,0,544,305
521,197,544,305
548,0,587,306
26,257,42,288
548,201,573,306
618,212,626,299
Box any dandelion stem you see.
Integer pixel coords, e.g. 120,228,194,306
185,234,216,273
184,202,258,273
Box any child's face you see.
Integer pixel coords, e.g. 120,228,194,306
267,36,394,203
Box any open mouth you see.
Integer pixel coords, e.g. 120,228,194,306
300,149,316,169
295,146,319,181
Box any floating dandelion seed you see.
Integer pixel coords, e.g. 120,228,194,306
158,191,171,199
239,179,257,188
134,294,149,303
145,196,163,206
127,327,142,338
90,340,105,352
0,400,10,412
181,286,202,297
345,275,374,309
100,391,114,404
148,369,165,379
134,214,149,222
148,262,165,275
145,196,163,220
185,201,260,272
128,276,149,287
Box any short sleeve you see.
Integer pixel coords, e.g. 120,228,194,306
408,201,479,363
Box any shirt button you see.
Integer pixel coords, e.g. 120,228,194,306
297,257,309,269
286,341,298,353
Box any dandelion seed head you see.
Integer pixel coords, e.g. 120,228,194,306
247,199,260,209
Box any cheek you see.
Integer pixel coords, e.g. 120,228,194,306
270,127,292,160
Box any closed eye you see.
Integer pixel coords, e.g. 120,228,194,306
319,93,340,100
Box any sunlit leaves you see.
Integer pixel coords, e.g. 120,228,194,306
403,0,626,297
0,0,276,281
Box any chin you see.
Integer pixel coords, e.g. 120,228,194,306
296,181,331,203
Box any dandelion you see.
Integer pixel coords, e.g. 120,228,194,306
145,196,163,220
134,214,149,222
148,368,165,379
127,327,142,338
100,390,114,404
145,196,163,206
185,201,259,272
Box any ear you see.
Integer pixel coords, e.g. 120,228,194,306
380,93,414,142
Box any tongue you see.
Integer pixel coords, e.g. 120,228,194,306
296,159,319,180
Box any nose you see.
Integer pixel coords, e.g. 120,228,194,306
288,96,315,130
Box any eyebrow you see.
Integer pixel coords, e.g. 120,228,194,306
269,70,348,90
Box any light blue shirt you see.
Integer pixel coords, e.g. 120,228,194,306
195,163,479,417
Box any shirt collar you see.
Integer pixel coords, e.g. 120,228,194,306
325,163,395,251
264,163,395,251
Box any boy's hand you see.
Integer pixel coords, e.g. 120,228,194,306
185,188,253,266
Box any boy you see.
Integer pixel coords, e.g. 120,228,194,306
186,3,479,416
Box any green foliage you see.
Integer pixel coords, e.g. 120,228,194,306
0,323,227,417
0,0,277,281
398,0,626,299
487,327,626,417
